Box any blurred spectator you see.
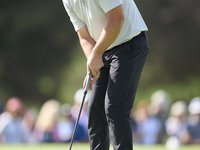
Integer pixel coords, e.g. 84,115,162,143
0,97,27,143
130,110,140,143
54,103,73,142
165,101,188,148
149,89,171,143
21,108,38,143
133,100,161,144
0,100,3,114
31,99,60,143
182,97,200,144
70,88,90,142
53,88,90,143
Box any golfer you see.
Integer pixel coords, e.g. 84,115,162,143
62,0,149,149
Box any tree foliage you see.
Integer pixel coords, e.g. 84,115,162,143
0,0,199,106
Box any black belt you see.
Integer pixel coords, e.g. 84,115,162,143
131,31,146,41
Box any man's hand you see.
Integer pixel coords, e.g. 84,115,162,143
83,51,103,91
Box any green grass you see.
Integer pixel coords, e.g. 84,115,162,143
0,143,199,150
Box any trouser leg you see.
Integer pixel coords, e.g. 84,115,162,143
87,67,110,150
104,32,149,150
88,32,149,150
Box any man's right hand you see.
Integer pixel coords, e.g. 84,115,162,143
83,51,103,91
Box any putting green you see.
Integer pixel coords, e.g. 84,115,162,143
0,143,199,150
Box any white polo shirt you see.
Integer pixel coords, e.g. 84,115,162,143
62,0,148,50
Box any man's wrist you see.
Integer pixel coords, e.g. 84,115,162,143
92,47,104,57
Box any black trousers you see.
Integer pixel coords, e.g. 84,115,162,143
87,32,149,150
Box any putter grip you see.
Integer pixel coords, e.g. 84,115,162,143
84,73,92,93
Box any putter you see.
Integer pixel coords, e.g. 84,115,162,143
69,73,92,150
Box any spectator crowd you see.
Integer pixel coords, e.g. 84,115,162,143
0,89,200,148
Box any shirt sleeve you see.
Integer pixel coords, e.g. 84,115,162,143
62,0,86,31
97,0,123,13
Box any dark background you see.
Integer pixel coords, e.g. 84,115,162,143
0,0,199,107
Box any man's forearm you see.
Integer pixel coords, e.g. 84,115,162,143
92,19,124,56
80,15,123,59
77,25,96,59
80,37,96,59
92,5,124,57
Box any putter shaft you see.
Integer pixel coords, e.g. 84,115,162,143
69,73,92,150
